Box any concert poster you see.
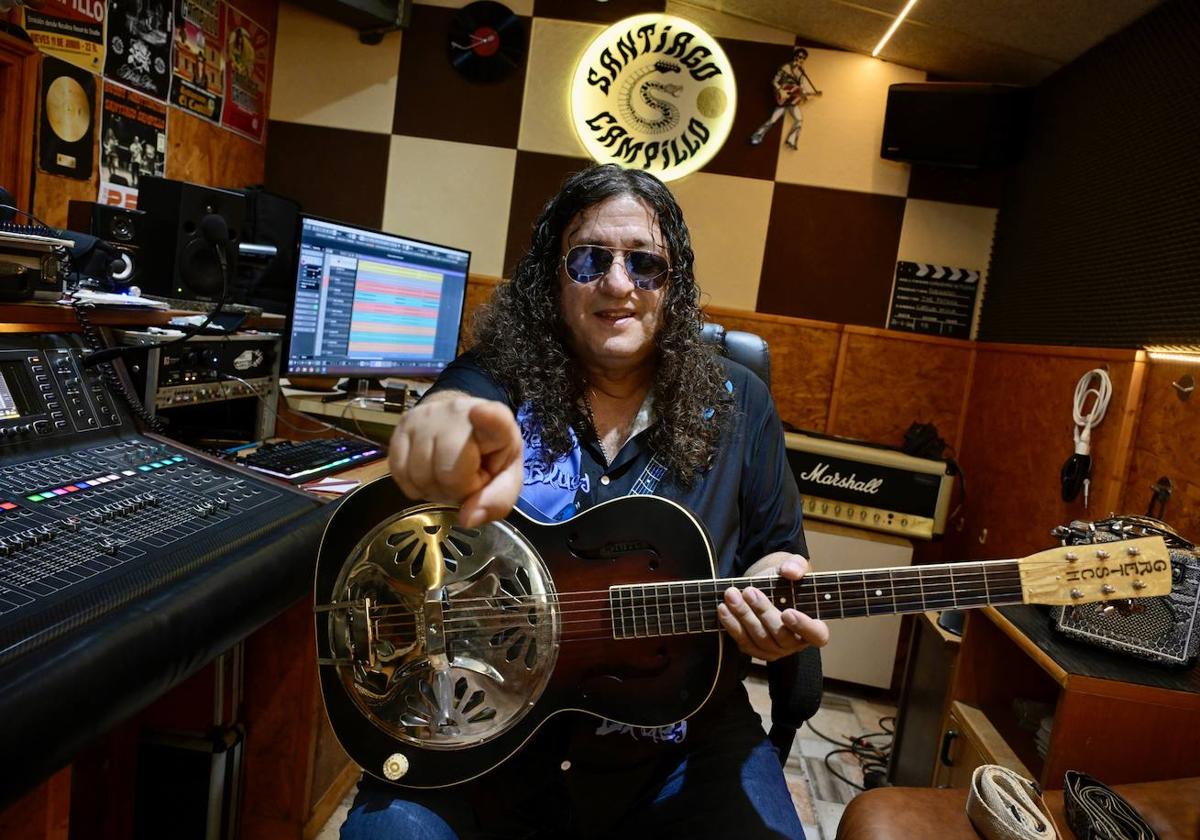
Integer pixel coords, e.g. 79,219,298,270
98,80,168,209
220,3,269,143
169,0,225,123
21,0,107,72
38,56,97,179
104,0,174,101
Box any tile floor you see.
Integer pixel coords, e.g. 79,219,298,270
316,674,897,840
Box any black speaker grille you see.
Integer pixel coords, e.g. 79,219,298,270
979,0,1200,348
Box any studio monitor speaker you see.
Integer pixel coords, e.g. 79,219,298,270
66,201,147,289
136,177,246,303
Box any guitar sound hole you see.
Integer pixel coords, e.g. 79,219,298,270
411,543,427,575
506,635,528,663
492,627,518,646
524,638,538,669
446,534,474,557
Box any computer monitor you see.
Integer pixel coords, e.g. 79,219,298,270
286,216,470,387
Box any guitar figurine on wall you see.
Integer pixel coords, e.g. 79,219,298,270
314,478,1173,789
750,47,822,150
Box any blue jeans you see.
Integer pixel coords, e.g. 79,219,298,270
340,703,805,840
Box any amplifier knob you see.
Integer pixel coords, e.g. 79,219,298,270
900,518,909,527
873,514,881,523
834,505,842,515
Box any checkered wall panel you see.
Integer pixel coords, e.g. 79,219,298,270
266,0,1000,329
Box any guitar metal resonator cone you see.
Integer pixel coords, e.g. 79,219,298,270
325,504,560,748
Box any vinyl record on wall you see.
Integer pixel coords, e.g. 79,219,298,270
447,1,526,83
39,55,96,180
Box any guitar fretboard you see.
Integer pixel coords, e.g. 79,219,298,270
608,560,1024,639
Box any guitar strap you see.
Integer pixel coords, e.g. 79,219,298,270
966,765,1061,840
629,455,669,496
626,377,732,497
1063,771,1159,840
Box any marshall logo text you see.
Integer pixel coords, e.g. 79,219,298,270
798,462,884,495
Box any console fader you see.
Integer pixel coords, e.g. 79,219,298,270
0,334,320,665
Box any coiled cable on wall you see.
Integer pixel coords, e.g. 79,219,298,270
1061,368,1112,506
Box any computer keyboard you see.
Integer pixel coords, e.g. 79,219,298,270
236,437,385,482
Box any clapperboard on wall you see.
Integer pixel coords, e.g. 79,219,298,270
887,261,980,339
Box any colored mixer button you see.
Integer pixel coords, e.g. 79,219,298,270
26,495,42,502
1,502,17,510
64,485,80,492
138,465,151,472
51,488,67,495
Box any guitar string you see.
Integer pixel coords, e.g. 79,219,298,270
360,550,1154,615
367,581,1029,635
364,574,1084,632
367,580,1022,633
364,568,1022,619
359,554,1131,617
362,571,1035,630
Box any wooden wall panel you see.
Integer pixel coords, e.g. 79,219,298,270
1120,361,1200,538
462,274,500,346
704,306,842,432
165,109,267,192
945,345,1143,562
828,327,974,450
1,32,39,221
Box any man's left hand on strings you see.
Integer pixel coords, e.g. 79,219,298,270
717,552,830,661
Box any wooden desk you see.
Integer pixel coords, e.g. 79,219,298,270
932,606,1200,789
0,301,286,332
239,462,388,840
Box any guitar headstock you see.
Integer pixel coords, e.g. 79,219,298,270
1018,536,1173,606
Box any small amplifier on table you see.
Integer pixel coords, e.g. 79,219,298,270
784,430,955,540
1052,516,1200,667
116,330,281,442
0,229,71,301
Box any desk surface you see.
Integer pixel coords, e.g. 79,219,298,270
0,300,286,331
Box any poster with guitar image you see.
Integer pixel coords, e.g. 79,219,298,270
98,80,167,209
220,3,269,143
104,0,173,101
169,0,225,123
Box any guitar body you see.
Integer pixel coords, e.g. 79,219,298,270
314,477,725,789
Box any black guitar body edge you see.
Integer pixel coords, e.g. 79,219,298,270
314,477,731,789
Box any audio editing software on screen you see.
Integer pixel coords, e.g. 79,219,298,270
288,218,470,378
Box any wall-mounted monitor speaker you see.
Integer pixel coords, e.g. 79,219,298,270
881,83,1030,170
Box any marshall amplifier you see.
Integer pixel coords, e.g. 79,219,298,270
1052,516,1200,667
784,431,955,540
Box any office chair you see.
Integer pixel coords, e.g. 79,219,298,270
700,322,824,765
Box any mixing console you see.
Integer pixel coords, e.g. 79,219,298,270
0,334,320,666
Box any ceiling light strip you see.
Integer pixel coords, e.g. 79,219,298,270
872,0,920,57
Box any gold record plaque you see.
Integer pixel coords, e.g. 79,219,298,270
39,56,96,179
46,77,92,143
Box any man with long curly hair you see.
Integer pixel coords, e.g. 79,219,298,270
343,164,827,839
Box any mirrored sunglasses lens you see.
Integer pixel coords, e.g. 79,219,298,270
626,251,670,288
565,246,612,283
